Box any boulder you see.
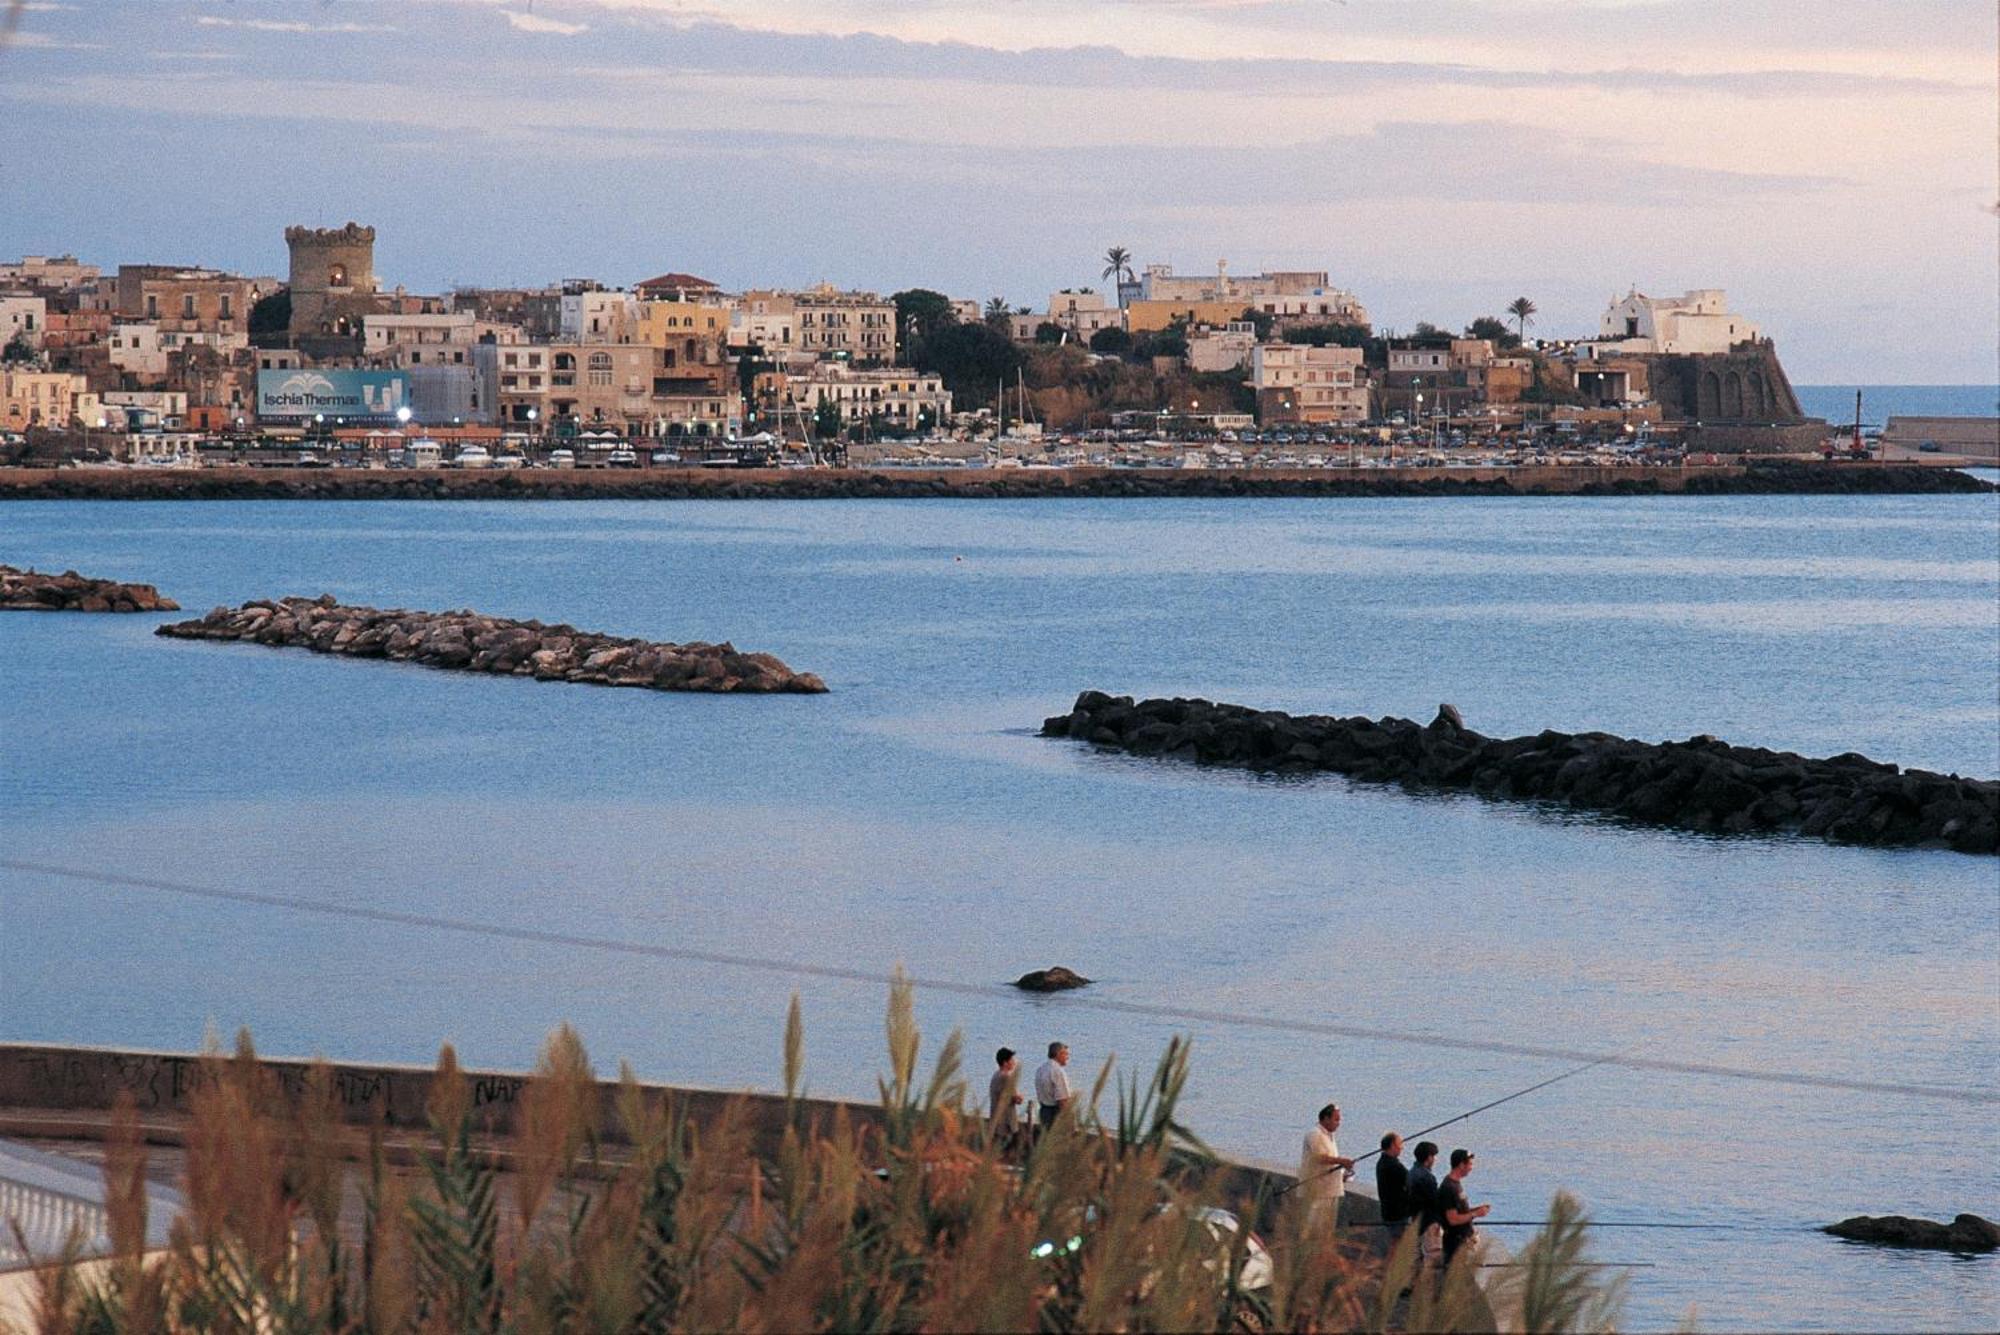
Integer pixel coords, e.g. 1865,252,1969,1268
1823,1213,1999,1253
0,564,178,613
1013,967,1092,992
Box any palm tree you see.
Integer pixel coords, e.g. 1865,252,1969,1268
1507,296,1538,344
1102,246,1133,287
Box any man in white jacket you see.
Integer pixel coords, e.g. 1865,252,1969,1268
1034,1041,1073,1130
1298,1102,1355,1236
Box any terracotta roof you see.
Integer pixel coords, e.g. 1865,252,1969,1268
636,272,719,292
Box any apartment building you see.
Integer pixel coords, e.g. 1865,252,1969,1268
1249,343,1367,425
783,365,950,431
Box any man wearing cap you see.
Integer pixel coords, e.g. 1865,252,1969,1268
1437,1148,1491,1269
1297,1102,1355,1237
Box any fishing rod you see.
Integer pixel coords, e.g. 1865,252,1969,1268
1279,1051,1624,1195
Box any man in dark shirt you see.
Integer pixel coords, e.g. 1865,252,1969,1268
1374,1132,1412,1245
1438,1147,1491,1269
1406,1140,1442,1260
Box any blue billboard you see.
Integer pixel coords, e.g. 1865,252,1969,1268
256,369,409,421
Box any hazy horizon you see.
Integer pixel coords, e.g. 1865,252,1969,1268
3,0,1995,383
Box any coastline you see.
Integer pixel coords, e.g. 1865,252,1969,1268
0,460,1990,502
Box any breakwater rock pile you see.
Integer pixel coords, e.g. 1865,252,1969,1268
157,596,828,694
0,462,1989,502
1,564,178,612
1042,693,1999,854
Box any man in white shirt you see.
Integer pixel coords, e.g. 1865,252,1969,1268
1034,1041,1073,1129
1298,1102,1355,1235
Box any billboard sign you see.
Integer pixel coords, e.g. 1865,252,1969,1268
257,370,408,421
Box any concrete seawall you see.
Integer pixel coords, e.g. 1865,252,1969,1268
0,1043,1319,1224
0,462,1989,502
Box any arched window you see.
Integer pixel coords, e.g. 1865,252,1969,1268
329,264,348,287
554,352,576,371
587,351,612,387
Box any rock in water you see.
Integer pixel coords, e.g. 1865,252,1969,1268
1,564,178,612
1014,967,1092,992
156,597,827,694
1822,1213,2000,1253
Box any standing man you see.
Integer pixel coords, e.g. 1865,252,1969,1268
1375,1132,1411,1244
1034,1041,1073,1130
1407,1141,1442,1264
1297,1102,1355,1236
1437,1148,1492,1270
989,1047,1023,1137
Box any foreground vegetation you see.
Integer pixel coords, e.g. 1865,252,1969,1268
11,978,1624,1332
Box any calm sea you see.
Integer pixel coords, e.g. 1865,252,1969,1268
3,494,1997,1331
1795,383,1999,426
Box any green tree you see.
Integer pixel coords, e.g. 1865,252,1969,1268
1238,307,1276,340
1413,321,1444,339
911,319,1023,407
1,332,33,364
1287,321,1370,349
983,296,1011,334
1465,315,1520,348
248,288,291,347
1035,321,1067,345
1088,325,1133,356
813,392,843,439
1507,296,1539,344
891,288,957,347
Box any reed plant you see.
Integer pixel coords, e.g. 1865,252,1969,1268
8,977,1625,1333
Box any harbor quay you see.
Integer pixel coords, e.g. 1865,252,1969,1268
0,459,1987,502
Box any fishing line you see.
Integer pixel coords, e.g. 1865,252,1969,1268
3,857,1994,1107
1280,1051,1623,1195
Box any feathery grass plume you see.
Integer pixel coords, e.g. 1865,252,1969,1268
782,992,804,1107
1497,1190,1629,1334
511,1023,595,1265
6,996,1628,1333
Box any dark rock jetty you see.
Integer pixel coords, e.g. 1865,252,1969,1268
1014,967,1093,992
157,596,827,694
1,564,178,612
1042,693,1999,854
1823,1213,1999,1253
0,461,1990,502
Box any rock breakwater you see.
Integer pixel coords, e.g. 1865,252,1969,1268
1042,693,1999,854
157,596,827,694
0,461,1989,502
1823,1213,1999,1253
1,564,177,612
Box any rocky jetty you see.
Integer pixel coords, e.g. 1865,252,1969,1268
1042,693,1999,854
1823,1213,1999,1253
1014,967,1093,992
1,564,177,612
0,461,1989,503
156,596,827,694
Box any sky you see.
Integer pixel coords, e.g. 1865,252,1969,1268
1,0,1995,382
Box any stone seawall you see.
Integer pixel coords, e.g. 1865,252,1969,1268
1043,693,1999,854
0,462,1989,502
157,595,827,694
1,564,177,612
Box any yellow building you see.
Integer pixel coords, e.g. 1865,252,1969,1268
2,369,94,430
1125,299,1250,334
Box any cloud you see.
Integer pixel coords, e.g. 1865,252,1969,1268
194,15,398,34
502,10,589,35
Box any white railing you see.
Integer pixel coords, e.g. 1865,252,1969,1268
0,1139,179,1273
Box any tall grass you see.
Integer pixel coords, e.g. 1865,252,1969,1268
6,983,1625,1332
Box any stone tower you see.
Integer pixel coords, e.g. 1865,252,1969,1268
285,222,377,339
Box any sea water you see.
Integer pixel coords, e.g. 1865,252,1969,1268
3,493,1996,1330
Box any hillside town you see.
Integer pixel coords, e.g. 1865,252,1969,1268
0,226,1882,470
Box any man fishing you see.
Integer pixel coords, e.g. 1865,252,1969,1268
1438,1148,1492,1269
1298,1102,1355,1236
1375,1132,1411,1243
